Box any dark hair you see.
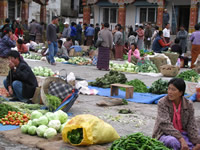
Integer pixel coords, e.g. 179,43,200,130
158,31,163,36
96,23,99,26
168,78,186,96
7,51,20,59
165,23,170,27
180,25,185,28
118,26,122,31
90,24,94,27
131,43,138,49
83,23,87,26
195,24,200,30
71,22,76,26
5,18,10,23
155,26,159,30
174,38,180,44
104,23,109,28
58,40,63,46
67,37,71,41
17,39,23,45
52,16,58,21
139,26,143,29
1,27,11,38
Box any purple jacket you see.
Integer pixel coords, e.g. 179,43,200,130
0,35,16,57
190,31,200,45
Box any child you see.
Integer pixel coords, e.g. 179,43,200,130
128,43,140,64
57,40,69,61
17,39,28,54
171,38,182,56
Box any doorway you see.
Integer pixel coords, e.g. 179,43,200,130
172,5,190,34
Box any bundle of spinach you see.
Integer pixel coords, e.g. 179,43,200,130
120,79,148,93
110,132,171,150
67,128,83,144
89,70,127,88
176,70,199,82
149,79,168,94
46,94,61,112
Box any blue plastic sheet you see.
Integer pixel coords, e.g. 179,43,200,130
70,46,82,52
88,86,197,104
0,124,19,131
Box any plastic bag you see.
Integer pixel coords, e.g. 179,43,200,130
67,72,76,86
62,114,120,146
76,81,98,95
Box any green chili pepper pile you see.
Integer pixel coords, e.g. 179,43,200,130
176,70,199,82
120,79,148,93
67,128,83,144
0,103,19,119
110,132,171,150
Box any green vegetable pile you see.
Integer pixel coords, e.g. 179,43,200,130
120,79,148,93
176,70,199,82
149,79,168,94
0,103,19,118
46,94,62,111
67,128,83,144
68,57,92,65
109,62,137,73
21,53,42,60
89,70,127,88
123,55,128,60
136,60,158,73
32,66,55,77
110,132,171,150
140,50,154,57
55,57,66,62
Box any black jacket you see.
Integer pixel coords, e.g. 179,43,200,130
6,59,38,98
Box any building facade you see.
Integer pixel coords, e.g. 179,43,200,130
82,0,200,33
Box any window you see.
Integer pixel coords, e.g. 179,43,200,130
71,0,74,10
139,8,156,23
103,8,117,24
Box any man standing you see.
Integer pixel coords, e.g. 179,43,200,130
144,23,152,50
163,23,170,43
114,26,124,60
177,25,188,53
76,21,82,45
85,24,95,46
70,22,77,45
94,23,100,46
3,51,38,102
46,16,59,65
29,19,37,41
163,9,170,28
62,21,71,38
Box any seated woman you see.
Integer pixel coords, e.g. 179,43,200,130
17,39,28,54
153,78,200,150
57,40,69,61
128,43,140,64
171,38,182,56
63,37,73,53
0,27,16,57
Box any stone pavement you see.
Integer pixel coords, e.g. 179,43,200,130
0,59,199,149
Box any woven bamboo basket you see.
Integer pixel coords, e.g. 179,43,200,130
160,65,180,77
0,58,9,76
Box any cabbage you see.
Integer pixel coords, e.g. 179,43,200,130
38,116,48,126
21,125,29,134
45,112,58,121
44,128,57,139
28,126,37,135
48,120,61,131
58,119,70,133
32,119,39,127
54,110,68,124
36,125,48,137
27,120,32,126
31,111,43,120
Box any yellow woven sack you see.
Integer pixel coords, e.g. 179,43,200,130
62,114,120,146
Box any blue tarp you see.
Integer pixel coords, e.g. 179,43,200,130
0,124,19,131
70,46,82,52
88,86,196,104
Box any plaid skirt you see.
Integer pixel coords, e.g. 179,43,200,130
97,47,110,70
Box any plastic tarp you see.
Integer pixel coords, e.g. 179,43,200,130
0,124,19,131
88,86,196,104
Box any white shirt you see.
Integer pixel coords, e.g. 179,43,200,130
163,28,170,38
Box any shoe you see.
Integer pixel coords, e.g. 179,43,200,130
51,62,56,65
9,98,19,102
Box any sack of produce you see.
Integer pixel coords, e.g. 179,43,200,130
149,56,167,72
0,58,9,76
62,114,120,146
163,52,179,65
160,65,180,77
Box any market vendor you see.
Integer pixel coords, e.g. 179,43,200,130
56,40,69,61
152,78,200,150
152,31,172,53
3,51,38,103
17,39,28,54
128,43,140,64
